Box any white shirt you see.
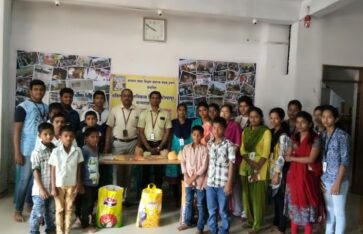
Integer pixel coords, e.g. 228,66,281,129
81,107,109,125
35,136,78,149
48,144,84,187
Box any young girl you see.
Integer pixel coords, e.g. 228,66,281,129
191,102,212,145
285,111,324,234
220,104,242,217
165,103,193,203
269,108,291,234
321,105,350,234
235,96,253,130
240,107,271,234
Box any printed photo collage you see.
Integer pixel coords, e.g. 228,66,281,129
178,59,256,118
16,51,111,116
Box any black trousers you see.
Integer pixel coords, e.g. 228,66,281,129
141,141,164,191
273,175,288,233
80,186,98,228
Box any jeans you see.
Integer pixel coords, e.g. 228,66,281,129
206,186,230,234
323,180,349,234
14,156,33,212
185,187,206,231
29,196,55,234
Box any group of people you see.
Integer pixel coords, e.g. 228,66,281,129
177,98,350,234
13,79,350,234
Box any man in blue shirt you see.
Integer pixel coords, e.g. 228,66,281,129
59,88,80,131
13,79,48,222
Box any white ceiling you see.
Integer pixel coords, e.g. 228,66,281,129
15,0,358,24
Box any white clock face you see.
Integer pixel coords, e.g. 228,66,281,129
144,18,166,42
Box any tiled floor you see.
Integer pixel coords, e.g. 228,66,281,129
0,192,362,234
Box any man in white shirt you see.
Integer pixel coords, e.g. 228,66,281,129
104,89,140,199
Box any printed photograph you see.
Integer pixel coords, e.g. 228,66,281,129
52,68,67,80
239,74,247,84
228,62,239,72
195,74,211,85
33,64,53,89
226,80,241,93
179,83,194,96
91,57,111,69
50,80,66,91
193,96,207,107
213,71,227,82
16,66,34,78
93,80,110,91
72,91,94,115
240,63,256,73
66,79,94,91
68,67,86,79
226,70,238,81
76,56,93,67
111,75,126,91
193,84,208,96
42,91,49,105
197,60,214,74
39,53,61,66
49,91,60,103
17,51,39,67
180,71,196,84
208,81,226,96
58,55,78,67
215,62,228,71
179,59,197,74
241,83,255,96
224,92,241,103
86,68,110,81
16,78,32,97
245,73,256,87
208,97,223,107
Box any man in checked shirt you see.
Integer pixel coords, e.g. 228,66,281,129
206,117,235,234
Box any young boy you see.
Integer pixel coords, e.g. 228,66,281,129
14,79,48,222
59,88,80,131
79,127,100,233
76,111,104,150
235,96,253,130
29,123,56,234
206,117,235,234
208,103,220,121
49,125,84,234
51,113,77,147
48,103,63,122
178,125,209,234
81,91,109,126
285,99,302,136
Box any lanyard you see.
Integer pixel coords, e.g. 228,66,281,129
151,111,159,130
324,128,336,161
121,107,132,127
32,101,46,122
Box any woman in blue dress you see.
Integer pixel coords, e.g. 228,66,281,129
165,103,193,204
